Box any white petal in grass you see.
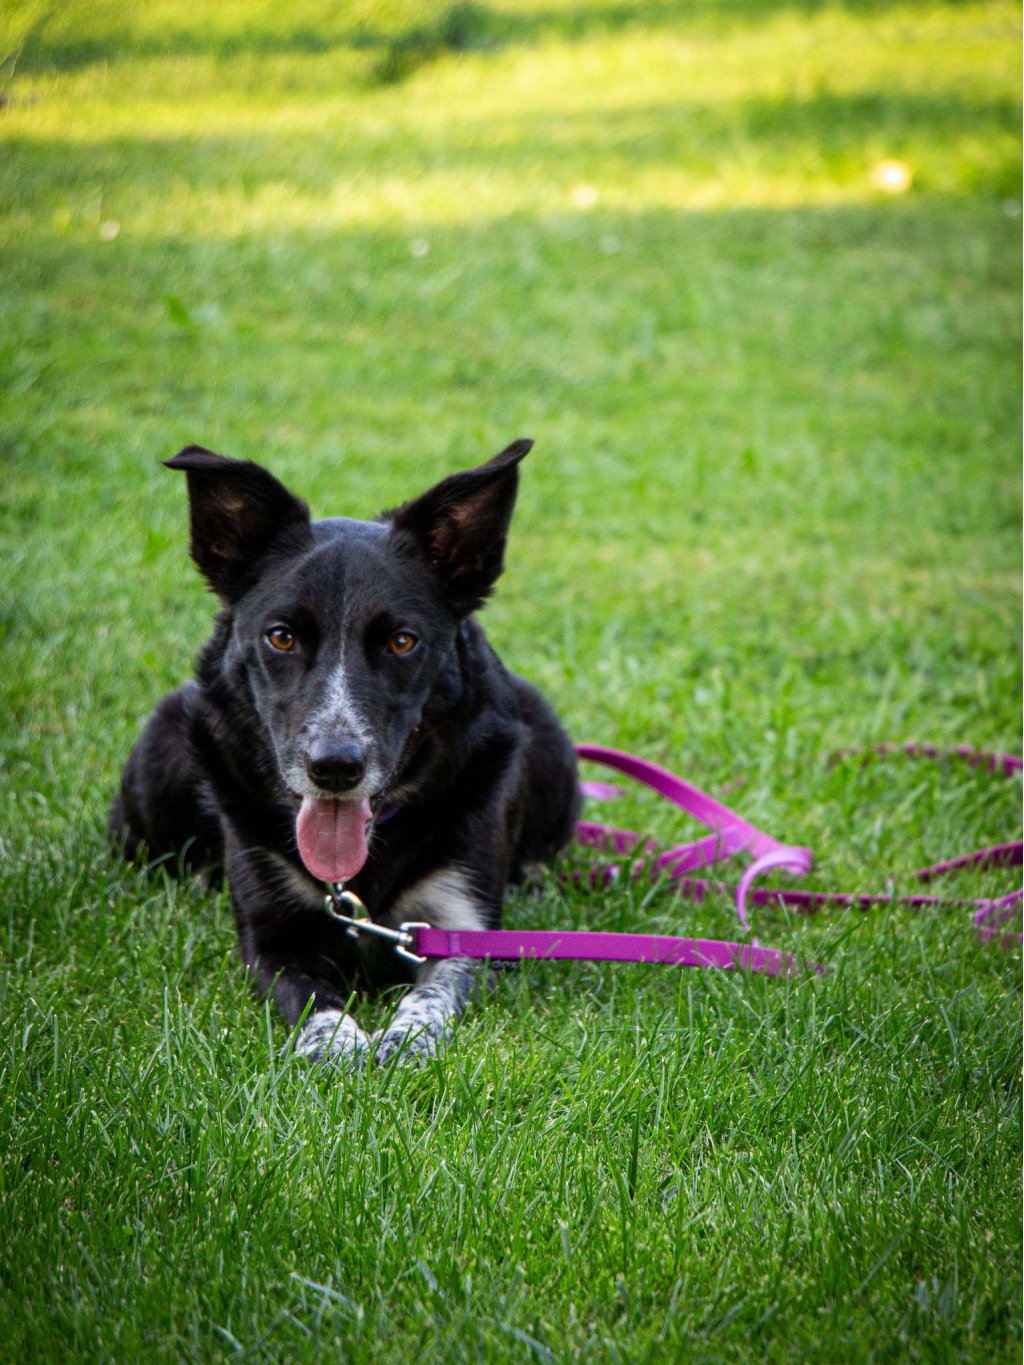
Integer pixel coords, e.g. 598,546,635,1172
570,184,599,209
410,238,429,258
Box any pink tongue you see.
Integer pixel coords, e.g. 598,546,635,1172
296,796,372,883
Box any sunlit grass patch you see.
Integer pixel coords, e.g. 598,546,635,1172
2,2,1019,239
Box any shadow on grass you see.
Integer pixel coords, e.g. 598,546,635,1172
5,0,980,82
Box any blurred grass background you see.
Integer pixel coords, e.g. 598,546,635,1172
0,1,1020,1360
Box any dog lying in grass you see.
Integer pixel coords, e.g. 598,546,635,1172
110,442,580,1064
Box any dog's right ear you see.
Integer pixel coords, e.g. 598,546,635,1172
164,446,311,602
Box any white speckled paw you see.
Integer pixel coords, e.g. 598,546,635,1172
292,1009,371,1066
374,1023,444,1067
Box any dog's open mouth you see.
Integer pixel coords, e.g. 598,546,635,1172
295,795,373,884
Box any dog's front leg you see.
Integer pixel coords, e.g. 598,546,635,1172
374,958,476,1065
267,961,372,1066
241,935,372,1066
225,841,372,1067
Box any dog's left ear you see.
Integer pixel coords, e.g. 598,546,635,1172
389,439,532,614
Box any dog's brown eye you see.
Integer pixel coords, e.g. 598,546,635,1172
266,625,295,653
387,630,418,657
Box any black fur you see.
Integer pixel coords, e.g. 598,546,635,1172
110,441,580,1062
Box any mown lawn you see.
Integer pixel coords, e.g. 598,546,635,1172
1,1,1020,1360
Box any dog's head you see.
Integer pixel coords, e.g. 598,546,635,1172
165,440,531,883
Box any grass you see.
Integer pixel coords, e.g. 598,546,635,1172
0,0,1020,1359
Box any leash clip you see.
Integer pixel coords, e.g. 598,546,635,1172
324,883,372,939
324,883,426,963
396,921,429,966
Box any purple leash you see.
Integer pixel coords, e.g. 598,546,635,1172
572,743,1022,945
412,926,801,977
394,742,1021,975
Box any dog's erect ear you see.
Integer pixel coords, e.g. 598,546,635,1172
388,439,532,614
164,445,311,602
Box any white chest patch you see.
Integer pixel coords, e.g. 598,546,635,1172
390,866,485,932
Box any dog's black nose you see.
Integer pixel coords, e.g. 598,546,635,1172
306,737,367,793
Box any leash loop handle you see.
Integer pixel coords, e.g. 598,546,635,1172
735,848,814,929
575,743,1023,944
574,743,813,929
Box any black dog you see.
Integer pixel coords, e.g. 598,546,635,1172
110,441,580,1063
